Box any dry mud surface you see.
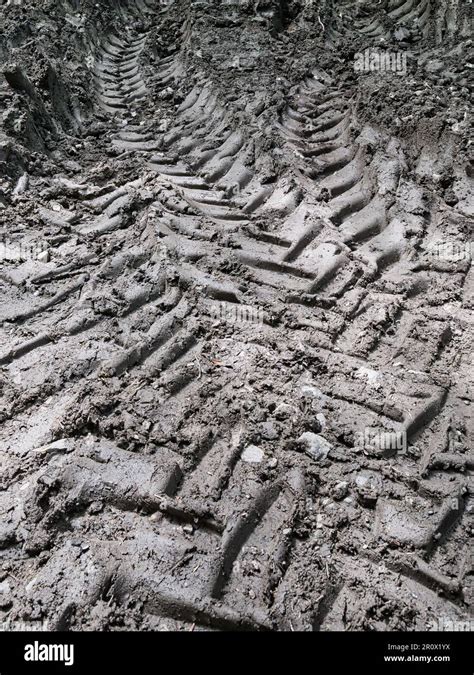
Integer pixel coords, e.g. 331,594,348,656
0,0,473,631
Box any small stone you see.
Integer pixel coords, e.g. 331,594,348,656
332,481,349,501
182,524,194,534
88,501,103,515
394,26,411,41
159,86,174,100
354,471,383,506
297,432,331,461
35,439,71,454
259,421,278,440
37,250,50,263
267,457,278,469
301,384,327,405
274,403,293,420
242,445,264,463
316,413,327,430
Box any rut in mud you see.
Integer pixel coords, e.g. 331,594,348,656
0,0,473,631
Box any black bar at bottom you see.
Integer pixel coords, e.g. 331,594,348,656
0,631,471,674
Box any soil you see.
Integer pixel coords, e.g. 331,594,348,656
0,0,473,631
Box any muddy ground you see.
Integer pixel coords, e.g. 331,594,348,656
0,0,473,631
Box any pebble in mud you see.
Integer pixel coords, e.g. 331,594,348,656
274,403,293,420
297,432,331,462
331,481,349,501
259,421,279,440
354,471,383,507
36,249,50,262
242,445,265,463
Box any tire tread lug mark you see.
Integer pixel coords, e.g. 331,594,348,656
207,469,305,602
